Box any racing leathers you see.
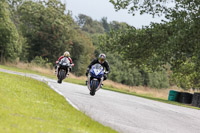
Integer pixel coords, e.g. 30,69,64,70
86,58,110,80
56,56,73,77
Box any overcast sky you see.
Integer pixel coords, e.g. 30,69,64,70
62,0,165,28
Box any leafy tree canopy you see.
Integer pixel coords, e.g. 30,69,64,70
18,0,72,63
0,0,22,62
104,0,200,89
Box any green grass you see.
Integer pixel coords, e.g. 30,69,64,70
0,72,117,133
0,64,199,110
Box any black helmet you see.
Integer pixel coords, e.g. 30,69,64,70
98,53,106,64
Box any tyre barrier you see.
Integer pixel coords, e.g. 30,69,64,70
191,93,200,107
178,92,193,104
168,90,180,102
168,90,200,107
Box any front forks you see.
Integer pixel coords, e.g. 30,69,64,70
87,75,103,92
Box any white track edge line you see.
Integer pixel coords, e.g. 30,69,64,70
0,69,80,111
47,81,80,111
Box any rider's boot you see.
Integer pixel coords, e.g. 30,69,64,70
66,73,69,77
100,83,103,88
55,65,57,74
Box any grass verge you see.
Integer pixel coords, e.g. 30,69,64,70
0,71,117,133
0,64,199,110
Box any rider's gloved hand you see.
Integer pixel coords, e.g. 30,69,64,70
55,61,59,69
104,74,108,80
86,68,89,76
103,71,109,80
86,72,88,76
105,71,109,74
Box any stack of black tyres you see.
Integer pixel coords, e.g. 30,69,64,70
178,92,193,104
192,93,200,107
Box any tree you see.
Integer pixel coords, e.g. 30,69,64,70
69,29,95,76
0,0,22,62
106,0,200,89
18,0,72,63
76,14,104,34
109,0,172,16
101,17,110,33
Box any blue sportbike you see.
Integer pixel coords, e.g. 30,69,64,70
87,63,107,96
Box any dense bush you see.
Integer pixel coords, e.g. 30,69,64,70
31,56,52,68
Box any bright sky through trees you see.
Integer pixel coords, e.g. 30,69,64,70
63,0,165,28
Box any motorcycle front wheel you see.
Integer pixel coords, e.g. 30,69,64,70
58,70,66,84
90,80,99,96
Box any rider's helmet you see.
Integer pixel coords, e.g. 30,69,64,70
98,53,106,64
64,51,70,57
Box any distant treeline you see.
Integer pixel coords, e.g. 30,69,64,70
1,0,94,76
4,0,199,89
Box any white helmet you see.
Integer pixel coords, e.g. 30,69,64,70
64,51,70,57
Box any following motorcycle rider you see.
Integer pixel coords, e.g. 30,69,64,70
55,51,74,77
85,53,110,87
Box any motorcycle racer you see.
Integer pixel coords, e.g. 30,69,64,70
86,53,110,87
55,51,74,77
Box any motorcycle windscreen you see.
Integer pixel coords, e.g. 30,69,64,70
90,64,104,78
60,57,70,66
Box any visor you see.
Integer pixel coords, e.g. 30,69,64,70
99,58,105,64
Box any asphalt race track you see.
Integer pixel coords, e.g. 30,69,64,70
1,68,200,133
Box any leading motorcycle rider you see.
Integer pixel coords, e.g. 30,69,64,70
85,53,110,86
55,51,73,77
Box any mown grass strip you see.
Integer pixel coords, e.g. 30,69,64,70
0,64,199,110
0,72,117,133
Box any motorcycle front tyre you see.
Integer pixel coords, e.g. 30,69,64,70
90,80,99,96
58,70,65,84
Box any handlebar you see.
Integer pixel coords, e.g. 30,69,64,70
105,71,109,74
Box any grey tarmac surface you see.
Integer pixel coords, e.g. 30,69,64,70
1,68,200,133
